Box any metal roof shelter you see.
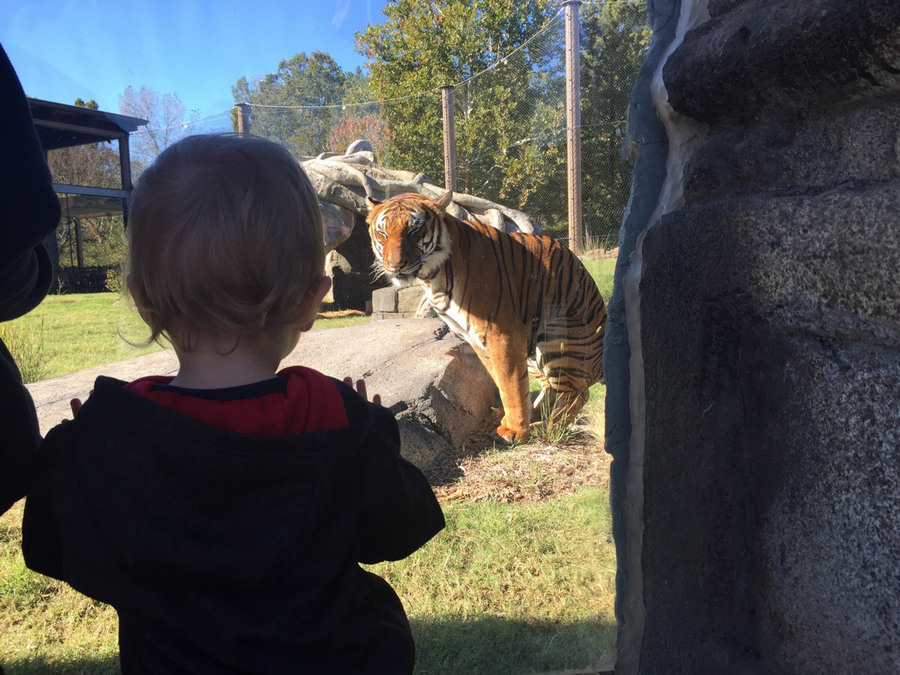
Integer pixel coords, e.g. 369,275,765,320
28,98,147,222
27,99,147,285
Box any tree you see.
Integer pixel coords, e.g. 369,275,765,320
357,0,650,246
47,98,119,188
355,0,559,209
118,85,194,171
73,98,99,110
342,67,375,105
232,52,347,156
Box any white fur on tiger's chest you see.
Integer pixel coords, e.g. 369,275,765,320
421,285,487,353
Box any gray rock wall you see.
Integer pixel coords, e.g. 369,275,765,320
610,0,900,671
603,0,681,668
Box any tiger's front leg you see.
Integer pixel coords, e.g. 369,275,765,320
481,331,532,443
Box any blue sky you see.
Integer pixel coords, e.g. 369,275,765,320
2,0,390,121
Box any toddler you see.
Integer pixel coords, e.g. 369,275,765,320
23,133,444,673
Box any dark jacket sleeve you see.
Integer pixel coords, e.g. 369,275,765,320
357,403,445,565
0,42,61,321
20,420,71,580
0,42,61,515
0,340,42,512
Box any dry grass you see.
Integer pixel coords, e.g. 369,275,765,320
431,422,609,504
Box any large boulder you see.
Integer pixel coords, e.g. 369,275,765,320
281,318,498,470
26,319,498,472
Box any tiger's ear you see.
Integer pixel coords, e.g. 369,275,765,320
434,191,453,213
366,196,383,212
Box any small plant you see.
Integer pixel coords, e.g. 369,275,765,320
525,385,582,445
0,317,49,384
105,267,125,295
529,412,580,446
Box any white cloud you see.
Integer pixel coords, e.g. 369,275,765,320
331,0,350,31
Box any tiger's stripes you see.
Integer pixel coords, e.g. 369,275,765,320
367,191,606,443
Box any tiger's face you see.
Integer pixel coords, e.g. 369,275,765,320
367,192,452,287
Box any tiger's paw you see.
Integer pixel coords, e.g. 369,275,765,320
496,423,530,444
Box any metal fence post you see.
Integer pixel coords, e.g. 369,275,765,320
564,0,583,254
441,85,457,191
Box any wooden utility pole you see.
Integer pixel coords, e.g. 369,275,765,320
441,86,457,191
235,103,251,135
564,0,583,254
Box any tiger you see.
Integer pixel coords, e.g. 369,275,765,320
366,191,606,443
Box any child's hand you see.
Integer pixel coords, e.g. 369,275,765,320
62,398,83,424
343,377,382,406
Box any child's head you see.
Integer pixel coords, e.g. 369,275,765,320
127,133,325,354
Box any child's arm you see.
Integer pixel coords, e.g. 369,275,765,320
357,404,445,564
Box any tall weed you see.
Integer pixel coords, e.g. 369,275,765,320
0,318,49,384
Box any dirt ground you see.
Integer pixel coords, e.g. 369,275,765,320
425,420,611,504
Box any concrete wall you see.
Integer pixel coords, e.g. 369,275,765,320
608,0,900,671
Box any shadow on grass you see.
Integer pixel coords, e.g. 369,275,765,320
411,615,615,674
2,617,614,675
2,656,120,674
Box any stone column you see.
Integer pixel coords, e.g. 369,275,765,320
613,0,900,671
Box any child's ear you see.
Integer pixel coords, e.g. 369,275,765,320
310,276,332,305
298,276,332,332
126,275,152,326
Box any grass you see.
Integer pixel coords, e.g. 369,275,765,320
1,481,614,673
0,320,51,384
368,487,615,673
0,501,120,672
0,254,617,672
581,253,616,302
2,420,615,673
2,294,161,380
1,255,614,385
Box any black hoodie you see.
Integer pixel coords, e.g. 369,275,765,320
23,373,445,674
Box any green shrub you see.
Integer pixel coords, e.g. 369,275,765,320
104,267,126,295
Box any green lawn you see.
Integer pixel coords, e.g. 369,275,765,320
0,294,161,382
369,487,615,673
582,254,616,301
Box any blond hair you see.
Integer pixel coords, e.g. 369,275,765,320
127,134,324,351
